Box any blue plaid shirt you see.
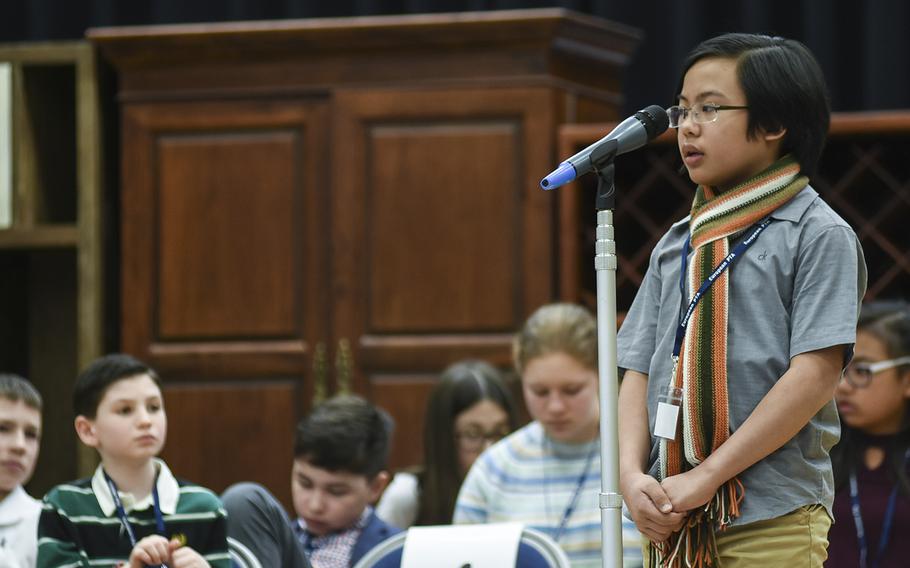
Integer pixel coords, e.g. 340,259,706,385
293,507,372,568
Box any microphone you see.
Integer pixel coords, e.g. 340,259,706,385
539,105,669,190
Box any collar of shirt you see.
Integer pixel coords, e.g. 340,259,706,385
295,506,373,544
767,185,816,223
0,485,40,526
91,458,179,517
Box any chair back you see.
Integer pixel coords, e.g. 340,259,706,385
351,525,571,568
228,536,264,568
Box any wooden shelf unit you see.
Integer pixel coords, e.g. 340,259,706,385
0,40,104,495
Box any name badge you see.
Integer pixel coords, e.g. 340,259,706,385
653,386,682,440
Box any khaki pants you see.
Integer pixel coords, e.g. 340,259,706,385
643,505,831,567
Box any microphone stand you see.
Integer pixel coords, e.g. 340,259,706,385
589,140,623,568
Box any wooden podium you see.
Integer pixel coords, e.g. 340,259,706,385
89,9,640,508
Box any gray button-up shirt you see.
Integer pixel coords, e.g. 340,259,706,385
617,185,867,526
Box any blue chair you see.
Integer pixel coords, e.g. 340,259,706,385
351,525,571,568
228,536,264,568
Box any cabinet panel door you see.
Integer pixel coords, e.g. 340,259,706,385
122,99,328,376
331,87,555,469
121,99,329,506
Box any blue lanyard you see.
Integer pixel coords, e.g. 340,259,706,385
672,219,773,359
104,470,166,563
552,446,596,543
849,449,910,568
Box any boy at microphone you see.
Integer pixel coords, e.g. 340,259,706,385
617,33,866,567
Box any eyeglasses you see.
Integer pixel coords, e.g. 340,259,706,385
667,103,749,128
455,426,511,451
842,356,910,388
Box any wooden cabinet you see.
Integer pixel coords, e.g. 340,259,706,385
90,9,640,508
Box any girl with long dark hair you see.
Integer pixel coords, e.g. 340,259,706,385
376,360,518,528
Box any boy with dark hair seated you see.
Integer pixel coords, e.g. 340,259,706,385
37,353,230,567
291,394,401,568
223,394,399,568
0,374,43,568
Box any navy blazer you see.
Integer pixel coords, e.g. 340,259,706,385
350,511,402,566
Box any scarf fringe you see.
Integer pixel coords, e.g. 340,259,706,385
653,478,745,567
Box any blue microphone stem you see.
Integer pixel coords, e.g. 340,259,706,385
540,162,576,190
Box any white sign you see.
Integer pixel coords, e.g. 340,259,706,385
401,522,523,568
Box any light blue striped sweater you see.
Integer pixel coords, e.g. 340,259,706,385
454,421,642,568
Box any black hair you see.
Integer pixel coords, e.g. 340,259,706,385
74,353,161,419
831,300,910,496
0,373,43,411
293,394,393,479
418,359,518,525
677,33,830,177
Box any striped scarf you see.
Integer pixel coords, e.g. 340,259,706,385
654,155,808,567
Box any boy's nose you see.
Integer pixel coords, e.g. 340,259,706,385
8,429,28,452
135,408,152,425
309,492,326,512
680,116,700,136
10,434,24,450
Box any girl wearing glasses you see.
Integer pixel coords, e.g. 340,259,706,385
376,360,518,528
454,303,642,567
828,301,910,568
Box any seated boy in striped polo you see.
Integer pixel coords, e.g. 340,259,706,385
37,354,229,568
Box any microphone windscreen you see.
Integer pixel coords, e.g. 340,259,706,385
636,105,670,139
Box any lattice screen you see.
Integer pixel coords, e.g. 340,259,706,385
559,113,910,312
816,131,910,299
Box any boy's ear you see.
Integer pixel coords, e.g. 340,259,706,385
74,415,99,448
368,470,391,502
762,126,787,142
